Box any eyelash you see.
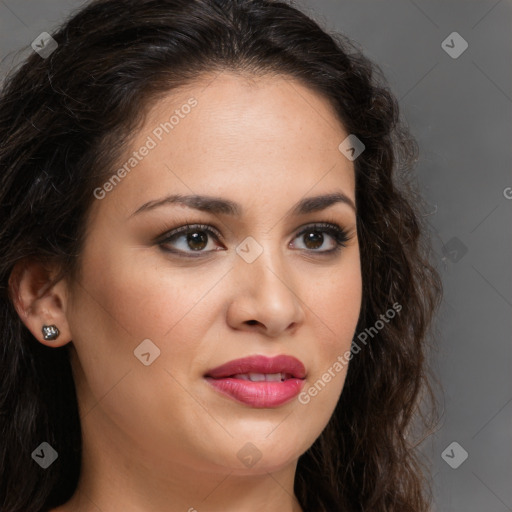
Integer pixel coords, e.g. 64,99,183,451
157,218,351,258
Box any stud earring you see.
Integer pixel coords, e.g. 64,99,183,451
42,324,60,341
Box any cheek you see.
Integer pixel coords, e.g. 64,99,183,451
76,244,196,339
308,256,362,350
69,245,222,378
66,247,216,449
298,257,362,416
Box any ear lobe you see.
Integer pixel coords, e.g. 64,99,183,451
8,258,72,347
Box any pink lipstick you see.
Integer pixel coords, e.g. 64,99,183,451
204,355,306,408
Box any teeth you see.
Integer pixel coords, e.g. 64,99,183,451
232,372,288,382
248,372,267,382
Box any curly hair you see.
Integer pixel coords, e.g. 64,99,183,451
0,0,443,510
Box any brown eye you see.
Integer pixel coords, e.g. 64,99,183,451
292,223,350,254
183,231,209,251
158,221,350,258
302,230,325,250
159,224,223,255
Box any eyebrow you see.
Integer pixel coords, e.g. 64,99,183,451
129,191,356,218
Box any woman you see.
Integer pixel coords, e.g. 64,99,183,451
0,0,443,510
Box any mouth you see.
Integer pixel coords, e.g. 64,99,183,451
205,354,306,380
204,355,306,408
226,372,295,382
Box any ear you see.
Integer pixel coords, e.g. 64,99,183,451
8,258,72,347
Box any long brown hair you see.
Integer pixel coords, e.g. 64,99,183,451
0,1,443,510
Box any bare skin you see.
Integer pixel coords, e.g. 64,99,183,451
12,71,362,512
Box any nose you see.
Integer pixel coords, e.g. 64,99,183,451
226,241,306,338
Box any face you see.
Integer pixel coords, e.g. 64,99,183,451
63,72,362,478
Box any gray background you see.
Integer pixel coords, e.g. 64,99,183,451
1,0,511,510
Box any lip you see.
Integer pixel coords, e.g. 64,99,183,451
204,355,306,408
206,354,306,379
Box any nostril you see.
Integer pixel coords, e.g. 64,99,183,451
246,320,258,326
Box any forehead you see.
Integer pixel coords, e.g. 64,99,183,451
141,71,348,150
91,71,355,221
